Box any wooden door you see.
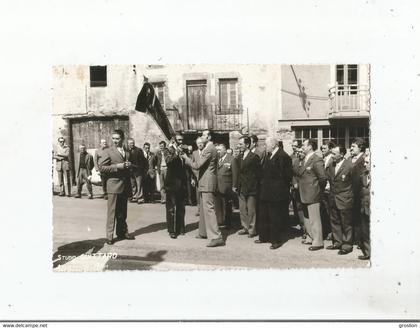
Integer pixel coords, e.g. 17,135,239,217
70,116,129,176
186,80,208,130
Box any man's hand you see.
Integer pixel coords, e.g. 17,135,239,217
232,187,238,193
124,161,132,169
116,163,125,170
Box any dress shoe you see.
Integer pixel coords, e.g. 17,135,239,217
67,194,72,197
206,239,225,247
137,199,144,204
170,233,177,239
103,195,108,200
301,240,312,245
326,244,341,250
254,239,268,244
75,194,81,198
161,200,165,204
309,245,324,251
248,233,258,238
338,249,352,255
88,194,93,199
270,243,281,250
237,229,249,235
122,234,135,240
358,255,370,260
59,193,65,197
106,239,114,245
195,235,207,239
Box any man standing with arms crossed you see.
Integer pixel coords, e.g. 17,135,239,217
99,130,135,245
182,130,225,247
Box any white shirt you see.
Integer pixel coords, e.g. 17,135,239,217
219,153,227,163
304,151,315,164
242,149,250,160
324,153,333,168
251,148,256,153
117,147,125,159
270,147,279,159
335,158,344,175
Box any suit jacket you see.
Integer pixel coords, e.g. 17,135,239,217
216,154,237,195
75,151,94,177
252,148,267,165
128,146,147,176
360,169,370,215
297,153,327,204
327,158,354,210
54,144,70,171
94,147,108,171
144,151,156,178
260,148,292,202
191,150,201,180
351,153,365,205
163,147,187,192
324,153,334,171
291,153,300,187
183,142,218,192
154,150,168,174
98,146,132,195
235,150,261,196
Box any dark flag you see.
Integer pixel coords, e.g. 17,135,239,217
135,82,176,141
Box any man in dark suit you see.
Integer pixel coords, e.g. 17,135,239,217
75,144,94,199
350,137,366,247
326,145,354,255
215,143,238,229
142,142,155,203
164,134,187,239
94,139,109,199
358,153,371,260
99,130,135,245
297,139,327,251
182,130,225,247
127,138,147,204
321,140,336,240
154,141,168,204
54,137,72,197
250,134,267,165
185,145,196,206
256,137,292,249
234,136,261,238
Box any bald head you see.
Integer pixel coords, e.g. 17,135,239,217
265,137,279,152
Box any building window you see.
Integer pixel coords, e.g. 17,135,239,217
294,127,319,148
323,126,345,147
349,125,370,148
219,78,239,111
152,82,165,108
89,66,107,87
336,64,358,95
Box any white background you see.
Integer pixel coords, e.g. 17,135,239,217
0,0,419,321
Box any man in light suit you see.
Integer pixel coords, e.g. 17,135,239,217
256,137,292,249
297,139,327,251
326,145,354,255
75,144,94,199
99,130,135,245
191,137,205,217
54,137,72,197
235,136,261,238
182,130,225,247
94,139,109,199
215,143,238,229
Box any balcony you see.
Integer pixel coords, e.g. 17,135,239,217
169,105,248,133
328,84,370,119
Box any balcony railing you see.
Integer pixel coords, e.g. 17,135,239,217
328,84,370,118
169,105,248,132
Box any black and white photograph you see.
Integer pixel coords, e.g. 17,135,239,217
52,64,372,271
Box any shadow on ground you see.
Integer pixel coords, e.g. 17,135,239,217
105,250,168,270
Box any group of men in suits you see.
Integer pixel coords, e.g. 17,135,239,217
56,129,370,258
291,137,371,260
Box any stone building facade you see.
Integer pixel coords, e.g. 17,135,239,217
52,64,370,182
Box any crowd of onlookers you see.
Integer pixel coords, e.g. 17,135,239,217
53,131,370,260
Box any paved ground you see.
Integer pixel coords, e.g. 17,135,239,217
52,191,368,271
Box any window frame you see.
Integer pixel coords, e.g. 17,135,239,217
89,66,107,88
